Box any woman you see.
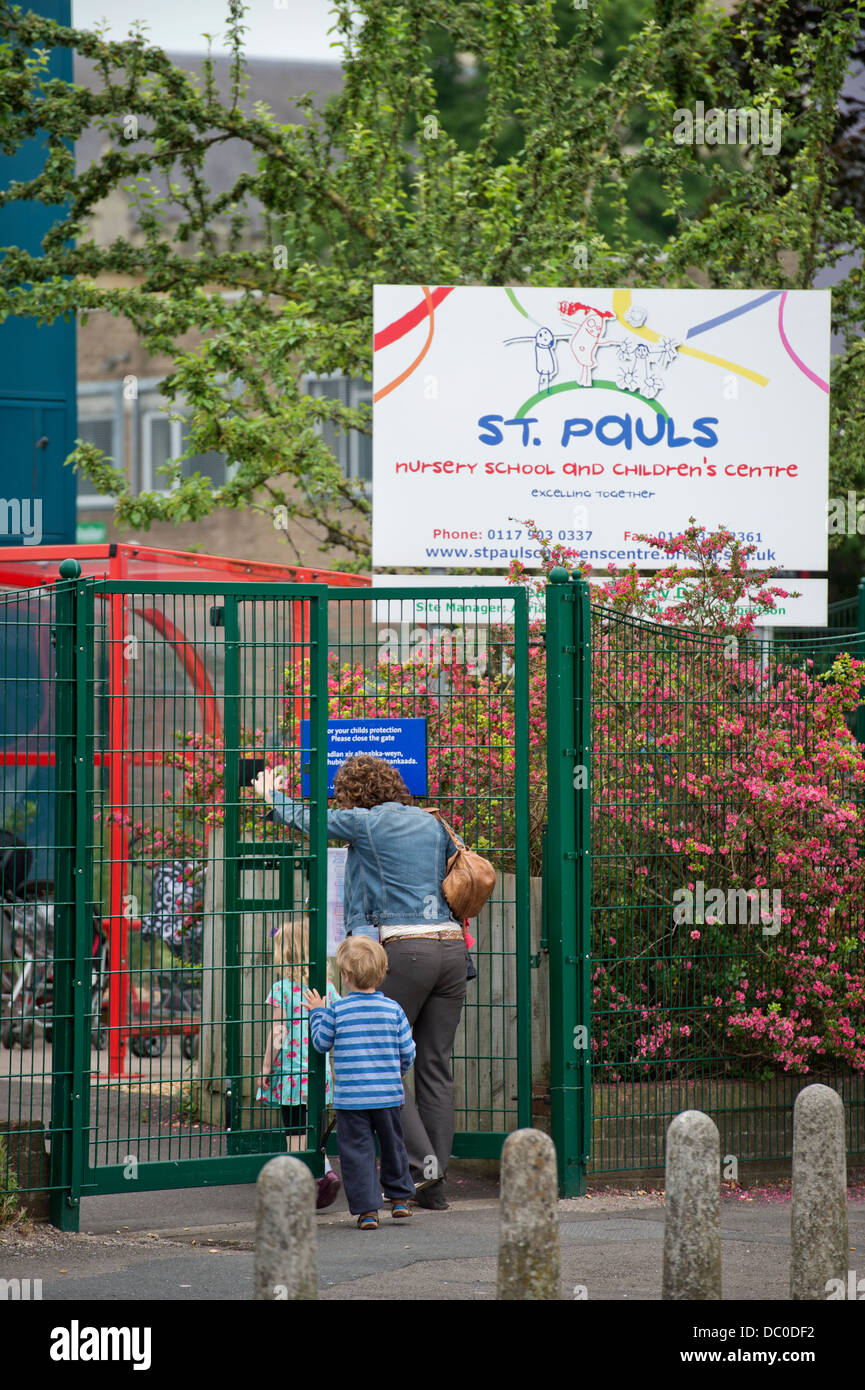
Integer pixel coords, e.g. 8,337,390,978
254,754,466,1210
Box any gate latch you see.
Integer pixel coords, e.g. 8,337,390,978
209,606,225,628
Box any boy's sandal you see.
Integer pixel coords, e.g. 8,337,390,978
390,1200,411,1219
357,1212,379,1230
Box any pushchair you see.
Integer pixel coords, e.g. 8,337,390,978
132,861,202,1059
0,834,108,1050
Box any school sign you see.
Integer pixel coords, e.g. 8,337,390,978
372,286,831,599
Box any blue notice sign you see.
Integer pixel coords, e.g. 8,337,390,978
301,718,428,796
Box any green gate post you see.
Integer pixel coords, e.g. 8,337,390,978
857,580,865,745
222,598,242,1143
49,560,88,1229
306,590,329,1175
545,568,588,1195
571,573,592,1187
512,584,533,1129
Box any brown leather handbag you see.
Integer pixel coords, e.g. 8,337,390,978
428,810,497,919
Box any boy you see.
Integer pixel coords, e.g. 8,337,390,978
304,936,416,1230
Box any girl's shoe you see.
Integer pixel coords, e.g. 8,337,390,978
390,1200,411,1219
357,1211,379,1230
316,1171,341,1210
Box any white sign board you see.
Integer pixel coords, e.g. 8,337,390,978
372,287,830,579
371,575,829,628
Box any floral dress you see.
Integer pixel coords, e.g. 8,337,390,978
257,978,339,1107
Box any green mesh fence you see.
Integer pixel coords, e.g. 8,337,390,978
1,577,532,1225
586,605,865,1175
0,582,70,1221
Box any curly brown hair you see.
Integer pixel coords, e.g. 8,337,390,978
331,755,412,809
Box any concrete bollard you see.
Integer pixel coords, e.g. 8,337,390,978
791,1084,848,1301
663,1110,721,1300
253,1155,318,1300
497,1127,560,1300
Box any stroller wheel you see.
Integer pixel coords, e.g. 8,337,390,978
130,1034,166,1058
1,1022,12,1050
91,1027,108,1051
182,1033,199,1061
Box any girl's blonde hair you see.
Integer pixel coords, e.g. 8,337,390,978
272,916,309,982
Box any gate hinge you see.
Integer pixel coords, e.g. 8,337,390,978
562,645,577,653
209,606,225,628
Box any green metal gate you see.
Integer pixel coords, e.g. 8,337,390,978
1,572,532,1227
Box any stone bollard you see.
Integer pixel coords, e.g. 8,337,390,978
253,1155,317,1300
791,1084,848,1301
662,1110,721,1300
497,1128,560,1300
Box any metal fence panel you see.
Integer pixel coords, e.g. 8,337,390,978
0,582,73,1223
583,605,865,1177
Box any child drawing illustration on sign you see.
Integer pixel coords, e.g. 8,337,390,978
613,330,680,399
505,297,681,398
503,325,569,394
558,300,616,387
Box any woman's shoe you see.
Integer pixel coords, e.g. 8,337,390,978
413,1178,448,1210
316,1171,341,1210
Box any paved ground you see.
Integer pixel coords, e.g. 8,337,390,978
3,1166,865,1302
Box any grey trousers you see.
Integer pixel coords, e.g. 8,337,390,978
380,938,467,1182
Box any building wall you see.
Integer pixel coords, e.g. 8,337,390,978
73,52,367,571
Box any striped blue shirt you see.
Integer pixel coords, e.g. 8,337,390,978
308,992,416,1110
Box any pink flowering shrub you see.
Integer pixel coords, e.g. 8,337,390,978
588,621,865,1077
511,520,865,1077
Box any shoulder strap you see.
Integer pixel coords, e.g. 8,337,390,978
427,807,467,851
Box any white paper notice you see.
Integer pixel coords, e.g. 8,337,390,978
327,847,348,956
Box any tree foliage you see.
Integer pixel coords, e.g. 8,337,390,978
0,0,862,568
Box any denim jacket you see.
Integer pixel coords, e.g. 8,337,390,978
267,795,460,937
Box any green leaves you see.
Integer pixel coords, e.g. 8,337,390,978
1,0,863,565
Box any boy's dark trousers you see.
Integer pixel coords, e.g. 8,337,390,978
335,1107,415,1214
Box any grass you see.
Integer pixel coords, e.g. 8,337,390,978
0,1133,26,1225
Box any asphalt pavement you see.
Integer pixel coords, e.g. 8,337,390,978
4,1165,865,1302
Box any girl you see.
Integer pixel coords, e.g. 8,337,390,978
258,915,341,1209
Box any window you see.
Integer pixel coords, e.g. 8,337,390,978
304,375,371,489
140,395,231,493
76,383,124,510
